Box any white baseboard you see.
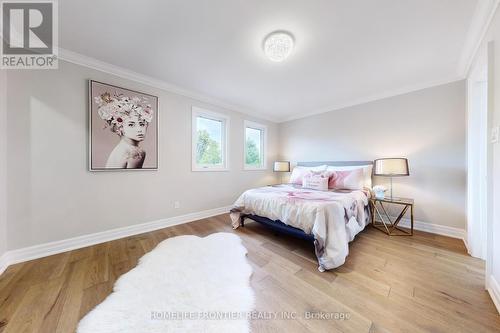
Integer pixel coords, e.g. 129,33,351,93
375,216,466,240
488,275,500,314
0,252,9,277
0,205,232,276
0,209,468,276
462,237,471,254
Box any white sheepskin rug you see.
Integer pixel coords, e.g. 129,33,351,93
77,232,254,333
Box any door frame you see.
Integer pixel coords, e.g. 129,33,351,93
466,45,489,260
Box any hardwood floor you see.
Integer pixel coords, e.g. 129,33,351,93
0,214,498,332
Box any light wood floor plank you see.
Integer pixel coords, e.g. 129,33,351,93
0,214,498,333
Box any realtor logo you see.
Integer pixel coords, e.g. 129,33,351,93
1,0,58,69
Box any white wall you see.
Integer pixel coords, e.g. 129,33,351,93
471,3,500,310
0,69,7,257
279,80,466,230
5,60,278,250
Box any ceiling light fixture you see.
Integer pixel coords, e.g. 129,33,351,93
263,31,294,62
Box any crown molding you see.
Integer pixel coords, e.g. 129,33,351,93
57,48,279,123
58,45,470,125
278,76,464,123
458,0,500,77
279,1,499,123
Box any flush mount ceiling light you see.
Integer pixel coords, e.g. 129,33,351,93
263,31,294,62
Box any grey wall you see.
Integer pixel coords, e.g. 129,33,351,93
5,61,278,250
278,80,467,230
2,60,468,252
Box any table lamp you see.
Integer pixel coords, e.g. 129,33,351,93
373,158,409,200
273,161,290,184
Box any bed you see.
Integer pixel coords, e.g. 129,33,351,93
230,161,373,272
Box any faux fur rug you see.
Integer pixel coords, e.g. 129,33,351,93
77,232,254,333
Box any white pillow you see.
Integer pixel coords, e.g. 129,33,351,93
289,165,327,184
326,165,373,189
302,173,329,191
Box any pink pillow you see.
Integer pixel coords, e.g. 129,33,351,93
328,168,364,190
289,165,327,184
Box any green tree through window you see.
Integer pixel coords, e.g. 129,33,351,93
245,138,261,166
197,129,222,164
245,125,264,168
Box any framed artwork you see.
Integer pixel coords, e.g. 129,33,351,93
89,80,159,171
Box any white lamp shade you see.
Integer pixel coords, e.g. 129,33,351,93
273,161,290,172
373,158,409,176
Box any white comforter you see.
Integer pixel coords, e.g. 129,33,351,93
230,184,370,271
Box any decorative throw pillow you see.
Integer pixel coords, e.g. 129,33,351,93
326,165,373,189
289,165,327,184
328,168,364,190
302,172,329,191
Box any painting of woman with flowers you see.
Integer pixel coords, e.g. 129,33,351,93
89,80,159,170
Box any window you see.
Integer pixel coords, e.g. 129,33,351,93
192,107,229,171
244,120,266,170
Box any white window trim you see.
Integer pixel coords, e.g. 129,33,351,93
192,107,229,172
243,120,267,171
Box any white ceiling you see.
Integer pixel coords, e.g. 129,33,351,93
60,0,483,122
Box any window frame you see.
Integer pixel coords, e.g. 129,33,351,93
243,120,267,171
192,107,229,172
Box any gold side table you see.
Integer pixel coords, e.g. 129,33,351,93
371,197,414,236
